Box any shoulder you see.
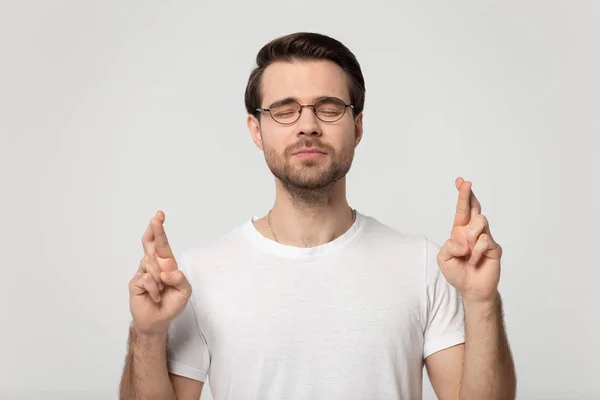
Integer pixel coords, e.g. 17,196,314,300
177,221,251,274
358,212,440,252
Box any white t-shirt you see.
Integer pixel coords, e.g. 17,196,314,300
166,211,465,399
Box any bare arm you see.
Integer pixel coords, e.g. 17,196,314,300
119,324,205,400
459,293,516,399
119,325,177,400
430,178,517,399
121,211,204,400
426,295,516,400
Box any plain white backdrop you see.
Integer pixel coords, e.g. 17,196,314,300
1,1,598,399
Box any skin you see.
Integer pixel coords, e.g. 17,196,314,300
120,211,203,400
247,59,363,247
428,177,516,399
121,59,515,400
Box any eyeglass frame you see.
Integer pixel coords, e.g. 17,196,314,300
255,96,355,125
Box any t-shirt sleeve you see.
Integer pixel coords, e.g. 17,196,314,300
166,250,210,382
422,238,465,359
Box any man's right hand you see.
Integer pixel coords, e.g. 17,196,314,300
129,210,192,337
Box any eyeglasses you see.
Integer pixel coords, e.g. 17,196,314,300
256,97,354,125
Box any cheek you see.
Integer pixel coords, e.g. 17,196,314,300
261,127,292,152
332,125,358,148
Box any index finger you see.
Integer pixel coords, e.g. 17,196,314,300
151,211,175,260
453,177,471,227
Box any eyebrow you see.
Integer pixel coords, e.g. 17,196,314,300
268,95,337,108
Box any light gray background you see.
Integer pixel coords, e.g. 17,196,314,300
1,1,598,399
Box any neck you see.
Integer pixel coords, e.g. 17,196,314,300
266,178,355,247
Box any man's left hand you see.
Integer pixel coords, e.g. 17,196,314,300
437,177,502,304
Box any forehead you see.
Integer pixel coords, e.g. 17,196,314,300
260,59,350,105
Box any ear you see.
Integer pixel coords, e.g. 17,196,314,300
353,112,363,147
247,114,264,151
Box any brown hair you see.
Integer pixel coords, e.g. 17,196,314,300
244,32,366,117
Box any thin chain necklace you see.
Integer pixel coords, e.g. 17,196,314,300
267,207,356,244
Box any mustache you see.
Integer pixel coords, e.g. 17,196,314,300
285,139,332,156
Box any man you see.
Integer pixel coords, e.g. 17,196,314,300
119,32,516,399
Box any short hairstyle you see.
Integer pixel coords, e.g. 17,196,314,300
244,32,366,117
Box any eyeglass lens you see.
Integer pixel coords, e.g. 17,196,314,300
269,98,348,124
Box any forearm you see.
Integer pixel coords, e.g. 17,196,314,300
459,293,516,400
119,324,177,400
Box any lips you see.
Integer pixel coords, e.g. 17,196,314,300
293,148,326,155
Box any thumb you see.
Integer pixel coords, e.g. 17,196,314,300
438,238,470,264
160,270,192,298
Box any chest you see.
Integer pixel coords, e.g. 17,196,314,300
197,257,425,360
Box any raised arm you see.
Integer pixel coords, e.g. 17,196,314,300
119,211,203,400
428,178,516,400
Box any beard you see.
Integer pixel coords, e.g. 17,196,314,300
263,136,355,205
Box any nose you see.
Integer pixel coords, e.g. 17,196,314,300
295,106,322,137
